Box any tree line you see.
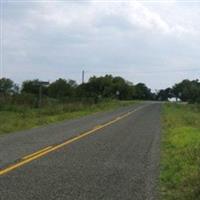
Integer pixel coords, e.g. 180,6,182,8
157,79,200,103
0,75,200,106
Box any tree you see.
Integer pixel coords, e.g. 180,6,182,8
68,79,77,88
48,79,75,99
172,79,200,103
21,79,44,95
112,76,132,100
134,83,152,100
77,75,135,101
157,88,173,101
0,78,16,95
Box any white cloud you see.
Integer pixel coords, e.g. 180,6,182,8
30,0,199,35
2,0,200,89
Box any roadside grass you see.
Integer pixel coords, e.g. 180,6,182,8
0,100,137,135
160,103,200,200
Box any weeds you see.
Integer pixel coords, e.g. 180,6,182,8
0,100,136,135
160,103,200,200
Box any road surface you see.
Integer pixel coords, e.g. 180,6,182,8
0,102,161,200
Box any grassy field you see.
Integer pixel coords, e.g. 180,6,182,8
0,100,137,135
160,103,200,200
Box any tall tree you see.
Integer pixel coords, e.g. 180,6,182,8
48,79,75,99
134,83,152,100
21,79,43,95
157,88,173,101
173,79,200,103
0,78,16,95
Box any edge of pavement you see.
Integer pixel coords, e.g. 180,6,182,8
0,102,152,169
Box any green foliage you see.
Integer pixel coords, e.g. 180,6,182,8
134,83,153,100
157,88,173,101
1,75,154,106
21,79,47,95
160,103,200,200
2,76,200,104
77,75,153,101
0,78,18,95
0,100,137,135
48,78,75,99
156,79,200,103
173,79,200,103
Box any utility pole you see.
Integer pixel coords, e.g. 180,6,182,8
82,70,85,84
38,86,42,108
38,81,49,108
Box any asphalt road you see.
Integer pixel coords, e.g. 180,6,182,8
0,102,161,200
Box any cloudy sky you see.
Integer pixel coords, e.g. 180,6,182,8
1,0,200,90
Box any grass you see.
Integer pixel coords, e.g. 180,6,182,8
0,100,137,135
160,103,200,200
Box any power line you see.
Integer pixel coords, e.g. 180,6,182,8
73,68,200,75
64,68,200,74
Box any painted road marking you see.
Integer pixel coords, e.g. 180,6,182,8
22,146,53,160
0,105,147,176
93,125,103,129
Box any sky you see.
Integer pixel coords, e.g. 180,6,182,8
1,0,200,90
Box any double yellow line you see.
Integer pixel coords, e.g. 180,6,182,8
0,105,145,176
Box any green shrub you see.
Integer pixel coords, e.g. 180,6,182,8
160,103,200,200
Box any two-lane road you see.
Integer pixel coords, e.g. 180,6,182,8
0,102,161,200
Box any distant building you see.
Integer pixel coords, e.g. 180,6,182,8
168,97,181,102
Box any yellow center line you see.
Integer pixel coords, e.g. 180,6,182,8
22,146,53,160
93,125,103,129
0,105,146,176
